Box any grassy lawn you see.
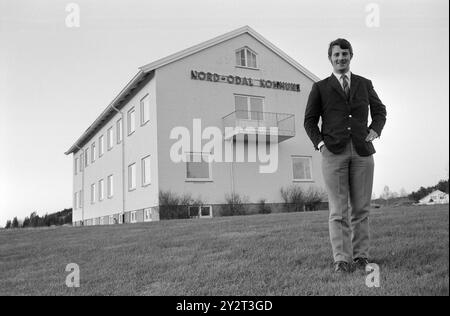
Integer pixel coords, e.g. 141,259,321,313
0,205,448,296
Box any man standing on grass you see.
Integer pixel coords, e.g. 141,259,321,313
304,39,387,273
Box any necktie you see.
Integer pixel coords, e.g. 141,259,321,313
341,74,350,99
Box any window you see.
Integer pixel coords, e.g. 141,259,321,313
99,179,104,201
107,175,114,198
142,155,151,186
99,135,104,157
117,118,123,144
235,95,264,120
236,47,257,68
78,190,82,209
109,215,114,225
91,183,96,204
140,94,150,126
144,208,152,222
186,153,212,181
100,217,104,225
79,154,83,172
91,143,96,163
131,211,137,223
292,156,313,181
128,163,136,190
74,192,78,209
188,206,212,218
107,126,114,150
74,158,78,175
128,108,135,135
84,149,89,167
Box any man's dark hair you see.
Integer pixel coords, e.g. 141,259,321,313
328,39,353,58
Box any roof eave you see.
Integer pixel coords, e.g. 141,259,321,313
64,70,147,155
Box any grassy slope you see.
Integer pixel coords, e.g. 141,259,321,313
0,205,448,296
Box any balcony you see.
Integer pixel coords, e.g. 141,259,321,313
222,111,296,143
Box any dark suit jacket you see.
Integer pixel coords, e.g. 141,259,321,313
304,73,387,156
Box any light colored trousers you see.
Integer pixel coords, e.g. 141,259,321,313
321,140,374,263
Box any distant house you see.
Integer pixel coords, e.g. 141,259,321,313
418,190,449,205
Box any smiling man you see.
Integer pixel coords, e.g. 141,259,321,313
304,39,387,273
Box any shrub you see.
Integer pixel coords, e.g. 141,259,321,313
303,186,327,211
257,199,272,214
221,193,249,216
280,185,326,212
280,185,305,212
159,190,204,220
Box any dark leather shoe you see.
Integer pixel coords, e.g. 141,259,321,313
334,261,352,273
353,257,369,270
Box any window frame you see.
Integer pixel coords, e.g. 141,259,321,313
234,94,265,121
74,158,78,175
144,208,152,222
291,155,314,182
117,118,123,144
140,94,150,126
91,142,96,163
130,211,137,223
79,190,83,209
99,135,104,157
188,205,213,219
128,163,137,191
107,174,114,198
141,155,151,187
84,148,89,168
91,183,96,204
74,192,78,209
107,126,114,151
185,152,213,182
200,205,213,218
79,153,83,172
235,47,259,69
127,107,136,136
98,179,104,201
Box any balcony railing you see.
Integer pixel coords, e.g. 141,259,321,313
222,110,296,142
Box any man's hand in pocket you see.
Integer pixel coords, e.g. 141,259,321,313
365,129,378,142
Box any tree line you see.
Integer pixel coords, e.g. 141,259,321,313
4,209,72,229
409,179,449,202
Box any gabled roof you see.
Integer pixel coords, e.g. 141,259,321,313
65,25,320,155
138,25,320,81
419,190,448,201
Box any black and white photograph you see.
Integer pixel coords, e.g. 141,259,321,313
0,0,448,299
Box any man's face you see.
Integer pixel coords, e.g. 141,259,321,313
329,45,352,74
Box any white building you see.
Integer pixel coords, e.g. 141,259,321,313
65,26,324,226
418,190,449,205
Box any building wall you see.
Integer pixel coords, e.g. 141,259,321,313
155,33,324,205
72,74,159,224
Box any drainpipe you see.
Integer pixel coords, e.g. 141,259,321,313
75,145,84,226
112,105,126,223
231,161,235,196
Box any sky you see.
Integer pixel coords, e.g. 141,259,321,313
0,0,448,226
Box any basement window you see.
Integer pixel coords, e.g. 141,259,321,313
144,208,152,222
188,205,212,219
131,211,137,223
